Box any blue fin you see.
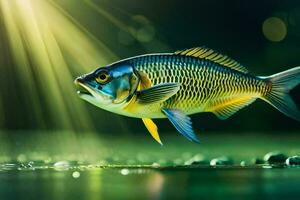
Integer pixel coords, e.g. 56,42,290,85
162,108,200,143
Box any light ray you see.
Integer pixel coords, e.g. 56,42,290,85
0,0,119,131
0,0,46,127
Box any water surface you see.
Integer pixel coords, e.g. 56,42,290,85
0,131,299,199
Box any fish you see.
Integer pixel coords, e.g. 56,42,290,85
74,47,300,145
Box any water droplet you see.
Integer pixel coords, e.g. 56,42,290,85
120,168,130,175
17,161,36,171
151,162,160,168
53,161,70,171
72,171,80,178
28,161,34,167
286,156,300,166
240,161,247,167
264,151,287,164
262,165,273,169
184,154,207,165
210,157,233,166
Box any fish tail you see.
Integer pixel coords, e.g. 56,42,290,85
259,66,300,121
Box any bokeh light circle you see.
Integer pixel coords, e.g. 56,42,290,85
262,17,287,42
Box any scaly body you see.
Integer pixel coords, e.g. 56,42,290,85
123,53,269,118
75,47,300,144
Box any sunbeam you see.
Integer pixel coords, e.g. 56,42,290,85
0,0,119,131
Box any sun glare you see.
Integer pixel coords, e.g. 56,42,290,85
0,0,118,131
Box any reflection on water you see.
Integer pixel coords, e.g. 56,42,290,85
0,166,300,199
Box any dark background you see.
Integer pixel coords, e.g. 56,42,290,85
0,0,299,133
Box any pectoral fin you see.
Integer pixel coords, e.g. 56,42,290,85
142,118,163,145
137,83,180,104
162,108,200,143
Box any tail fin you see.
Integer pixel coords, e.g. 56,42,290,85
260,66,300,121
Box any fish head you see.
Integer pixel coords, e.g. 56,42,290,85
74,63,139,110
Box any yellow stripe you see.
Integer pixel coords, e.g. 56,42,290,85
208,95,254,111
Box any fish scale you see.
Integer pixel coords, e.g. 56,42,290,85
127,54,266,114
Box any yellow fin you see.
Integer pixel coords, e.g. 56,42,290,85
208,95,256,120
142,118,163,145
175,47,249,73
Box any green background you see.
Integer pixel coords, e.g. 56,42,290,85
0,1,300,199
0,0,299,133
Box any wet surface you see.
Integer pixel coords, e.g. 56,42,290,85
0,131,300,199
0,164,300,199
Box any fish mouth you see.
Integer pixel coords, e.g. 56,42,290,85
74,78,94,97
74,77,113,105
77,89,92,96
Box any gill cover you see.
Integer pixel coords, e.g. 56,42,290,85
96,63,140,104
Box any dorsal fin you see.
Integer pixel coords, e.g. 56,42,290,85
175,47,249,73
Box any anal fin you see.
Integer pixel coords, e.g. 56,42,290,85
142,118,163,145
162,108,200,143
209,96,256,120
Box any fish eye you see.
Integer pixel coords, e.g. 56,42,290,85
96,70,110,84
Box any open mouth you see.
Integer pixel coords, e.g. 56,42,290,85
74,79,93,97
77,90,91,96
74,77,112,103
